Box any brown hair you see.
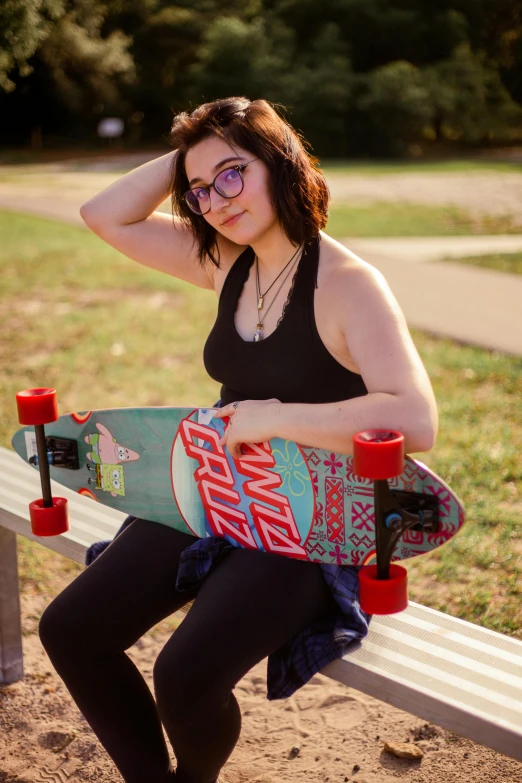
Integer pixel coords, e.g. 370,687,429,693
168,96,330,268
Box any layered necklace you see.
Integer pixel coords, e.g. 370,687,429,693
253,243,304,342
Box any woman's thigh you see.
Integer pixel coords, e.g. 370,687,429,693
39,518,200,654
153,547,336,708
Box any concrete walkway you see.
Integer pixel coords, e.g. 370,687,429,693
347,235,522,263
1,195,521,356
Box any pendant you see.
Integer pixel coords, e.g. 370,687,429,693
253,323,264,342
257,295,264,311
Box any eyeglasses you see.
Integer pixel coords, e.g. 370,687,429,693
183,158,259,215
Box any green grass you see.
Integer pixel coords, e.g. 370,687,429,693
1,210,520,636
440,252,522,275
326,202,522,237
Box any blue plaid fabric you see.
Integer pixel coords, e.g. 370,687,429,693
84,401,372,700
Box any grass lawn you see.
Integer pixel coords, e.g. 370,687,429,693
440,252,522,275
326,202,522,237
1,210,520,637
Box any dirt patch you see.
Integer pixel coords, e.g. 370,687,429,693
327,171,522,219
1,586,521,783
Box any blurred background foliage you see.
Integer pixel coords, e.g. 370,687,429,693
1,0,522,156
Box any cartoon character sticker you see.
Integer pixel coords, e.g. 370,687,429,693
95,463,125,497
85,422,140,497
85,422,140,464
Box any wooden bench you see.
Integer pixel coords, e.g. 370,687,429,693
1,445,521,763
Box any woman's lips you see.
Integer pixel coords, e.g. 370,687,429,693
222,211,245,227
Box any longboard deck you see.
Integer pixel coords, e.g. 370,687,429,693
12,406,465,566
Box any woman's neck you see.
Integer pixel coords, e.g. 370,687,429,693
250,226,302,277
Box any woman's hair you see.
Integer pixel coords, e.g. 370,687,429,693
168,96,330,268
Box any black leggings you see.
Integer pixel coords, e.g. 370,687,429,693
38,517,337,783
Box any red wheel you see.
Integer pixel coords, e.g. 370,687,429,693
16,388,59,426
353,429,404,479
29,497,69,536
359,564,408,615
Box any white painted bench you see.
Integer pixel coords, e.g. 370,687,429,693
1,445,521,762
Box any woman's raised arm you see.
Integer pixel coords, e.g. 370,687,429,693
80,150,178,227
79,150,225,290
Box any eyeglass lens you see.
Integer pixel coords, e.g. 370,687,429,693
185,167,244,214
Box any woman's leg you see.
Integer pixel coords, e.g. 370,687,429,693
38,517,200,782
153,546,337,783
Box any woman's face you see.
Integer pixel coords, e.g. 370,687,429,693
184,135,277,243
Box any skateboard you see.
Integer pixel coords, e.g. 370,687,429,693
14,388,466,614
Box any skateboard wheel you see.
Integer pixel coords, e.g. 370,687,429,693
29,497,69,536
16,388,59,426
353,430,404,479
358,564,408,615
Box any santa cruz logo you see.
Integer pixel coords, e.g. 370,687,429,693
174,417,310,559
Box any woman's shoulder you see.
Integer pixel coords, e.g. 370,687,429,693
318,231,381,288
317,230,406,341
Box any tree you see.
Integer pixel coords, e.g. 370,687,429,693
352,60,433,155
0,0,135,146
424,44,522,144
0,0,61,93
277,22,355,157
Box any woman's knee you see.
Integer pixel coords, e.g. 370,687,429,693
153,646,229,724
38,584,100,657
38,595,77,654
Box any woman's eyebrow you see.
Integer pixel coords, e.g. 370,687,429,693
188,156,245,187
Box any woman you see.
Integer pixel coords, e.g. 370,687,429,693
38,96,438,783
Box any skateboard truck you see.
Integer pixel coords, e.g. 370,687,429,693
353,429,422,616
28,436,79,470
15,388,69,537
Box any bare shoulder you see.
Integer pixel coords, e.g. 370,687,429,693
318,230,415,365
319,231,384,280
318,231,392,310
319,231,434,398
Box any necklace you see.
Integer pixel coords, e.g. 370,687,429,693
253,244,303,342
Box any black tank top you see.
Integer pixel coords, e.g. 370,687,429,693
203,234,368,406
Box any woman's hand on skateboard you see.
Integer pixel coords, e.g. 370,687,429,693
214,398,282,460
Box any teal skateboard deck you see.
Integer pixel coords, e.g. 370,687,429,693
12,405,465,567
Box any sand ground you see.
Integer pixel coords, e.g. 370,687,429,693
1,578,521,783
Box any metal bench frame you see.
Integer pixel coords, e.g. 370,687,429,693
1,445,521,762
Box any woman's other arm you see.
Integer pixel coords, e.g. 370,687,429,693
275,262,438,455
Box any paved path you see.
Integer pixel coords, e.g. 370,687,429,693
1,195,521,356
346,235,522,263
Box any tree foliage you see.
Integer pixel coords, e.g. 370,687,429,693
1,0,521,154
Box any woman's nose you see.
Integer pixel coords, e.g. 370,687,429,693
209,186,231,213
